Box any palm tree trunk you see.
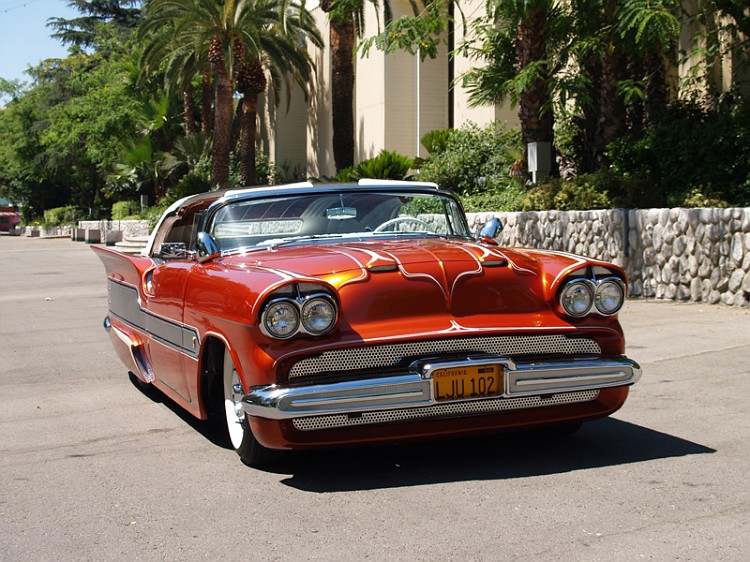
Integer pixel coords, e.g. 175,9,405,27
183,82,197,136
598,0,626,161
211,66,233,189
515,9,555,180
329,18,355,172
239,93,258,186
201,67,212,135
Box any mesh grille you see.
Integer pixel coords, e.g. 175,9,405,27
288,335,601,378
292,390,599,431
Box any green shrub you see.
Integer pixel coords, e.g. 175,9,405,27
112,200,140,220
333,150,414,182
460,180,527,212
679,187,729,208
416,122,523,195
274,161,308,184
144,201,171,231
169,171,210,201
358,150,414,179
521,170,660,210
255,151,280,185
333,165,358,183
43,206,80,226
421,129,452,155
607,101,750,207
522,174,613,211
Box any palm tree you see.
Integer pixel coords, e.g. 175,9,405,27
320,0,389,173
138,0,321,189
138,17,210,137
231,2,322,184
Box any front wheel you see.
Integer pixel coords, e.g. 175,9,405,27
223,348,274,467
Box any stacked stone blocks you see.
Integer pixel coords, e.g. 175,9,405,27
466,208,750,307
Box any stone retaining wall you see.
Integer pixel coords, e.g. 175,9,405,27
19,225,73,238
77,220,150,243
466,208,750,307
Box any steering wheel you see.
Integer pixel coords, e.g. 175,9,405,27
373,217,433,233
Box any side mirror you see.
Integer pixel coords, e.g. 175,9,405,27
160,242,188,260
195,232,221,263
477,217,503,241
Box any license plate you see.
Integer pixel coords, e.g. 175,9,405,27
432,365,503,402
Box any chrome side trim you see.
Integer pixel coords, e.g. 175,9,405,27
111,325,155,382
107,279,200,358
242,355,640,421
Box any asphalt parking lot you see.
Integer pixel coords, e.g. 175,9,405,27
1,235,749,561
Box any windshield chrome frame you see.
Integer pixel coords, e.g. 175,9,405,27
199,184,472,254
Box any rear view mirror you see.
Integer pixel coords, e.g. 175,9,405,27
477,217,503,240
326,207,358,220
196,232,221,262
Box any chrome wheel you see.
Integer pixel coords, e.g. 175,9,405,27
221,348,273,467
223,355,246,450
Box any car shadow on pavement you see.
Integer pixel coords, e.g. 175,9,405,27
128,373,233,449
273,419,715,492
128,376,715,490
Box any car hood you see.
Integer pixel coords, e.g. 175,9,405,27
218,238,594,313
222,237,539,280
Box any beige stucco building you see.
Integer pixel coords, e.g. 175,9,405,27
258,0,516,180
257,0,747,180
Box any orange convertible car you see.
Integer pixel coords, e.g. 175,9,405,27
94,180,640,466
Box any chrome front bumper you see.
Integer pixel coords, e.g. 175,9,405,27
242,355,641,421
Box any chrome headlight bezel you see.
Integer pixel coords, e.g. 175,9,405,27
594,277,626,316
260,286,338,340
301,296,337,335
558,274,626,318
560,279,595,317
262,298,301,339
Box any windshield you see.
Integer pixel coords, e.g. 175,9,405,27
208,190,470,252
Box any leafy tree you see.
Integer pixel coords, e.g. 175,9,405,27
0,87,70,219
617,0,680,125
0,31,149,219
48,0,141,48
0,78,25,107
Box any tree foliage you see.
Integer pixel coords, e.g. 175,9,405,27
0,43,143,219
48,0,142,48
3,0,750,219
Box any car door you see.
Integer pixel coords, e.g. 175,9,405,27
142,210,203,402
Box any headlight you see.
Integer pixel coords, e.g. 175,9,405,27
560,279,594,317
595,278,625,315
263,300,300,338
260,285,339,339
301,297,336,335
